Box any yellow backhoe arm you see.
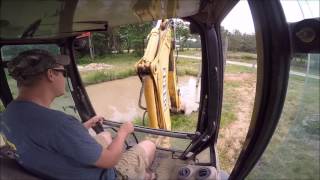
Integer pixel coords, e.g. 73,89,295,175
136,20,182,130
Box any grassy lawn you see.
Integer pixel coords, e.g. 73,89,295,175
80,55,202,85
248,75,319,179
176,58,200,76
179,50,257,63
78,51,263,86
179,50,317,76
177,48,201,56
220,80,242,128
226,51,257,63
133,112,199,132
79,54,138,85
225,64,256,73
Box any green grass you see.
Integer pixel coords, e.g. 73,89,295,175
227,51,257,63
82,69,136,85
225,64,256,73
221,81,242,128
290,65,307,73
179,50,315,76
178,48,201,56
248,74,319,179
79,54,138,85
80,55,203,85
133,112,198,132
79,52,259,85
179,50,257,63
176,58,200,76
78,54,139,65
171,113,198,132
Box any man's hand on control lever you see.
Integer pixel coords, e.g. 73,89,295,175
83,115,104,129
118,121,134,139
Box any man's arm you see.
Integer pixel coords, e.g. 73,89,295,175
94,131,112,148
94,122,134,168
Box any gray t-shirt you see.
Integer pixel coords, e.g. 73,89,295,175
1,100,115,180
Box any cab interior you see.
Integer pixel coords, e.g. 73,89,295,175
0,0,319,179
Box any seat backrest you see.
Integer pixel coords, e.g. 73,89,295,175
0,134,42,180
0,157,42,180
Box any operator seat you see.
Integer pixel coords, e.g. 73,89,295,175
0,134,42,180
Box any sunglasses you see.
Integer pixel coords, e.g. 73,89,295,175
51,68,67,77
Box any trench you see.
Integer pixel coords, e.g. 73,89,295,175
85,76,200,122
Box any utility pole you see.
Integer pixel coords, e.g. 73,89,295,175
88,33,95,60
223,36,228,69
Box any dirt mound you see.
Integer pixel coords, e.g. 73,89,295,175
78,63,113,72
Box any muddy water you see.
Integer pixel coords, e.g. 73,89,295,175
178,76,201,114
85,76,200,122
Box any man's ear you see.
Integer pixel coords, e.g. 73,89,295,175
46,69,56,82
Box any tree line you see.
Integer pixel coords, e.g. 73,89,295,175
221,27,256,53
75,22,153,57
78,21,257,58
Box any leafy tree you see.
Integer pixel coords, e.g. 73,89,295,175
176,21,191,51
119,22,153,56
77,22,152,58
292,54,308,67
240,33,256,52
221,28,256,53
92,32,108,56
1,44,60,60
228,30,242,51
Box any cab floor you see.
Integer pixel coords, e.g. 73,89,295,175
150,150,193,180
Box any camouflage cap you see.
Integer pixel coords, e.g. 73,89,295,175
7,49,70,80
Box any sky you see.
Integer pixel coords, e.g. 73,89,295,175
221,0,320,34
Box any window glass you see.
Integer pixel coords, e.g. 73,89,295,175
248,54,319,179
51,79,81,119
196,147,211,164
127,131,192,152
219,0,257,173
75,19,201,134
1,44,60,61
280,0,319,22
247,1,319,179
1,44,80,118
0,100,4,112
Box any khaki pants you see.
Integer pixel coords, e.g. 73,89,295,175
94,135,148,180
